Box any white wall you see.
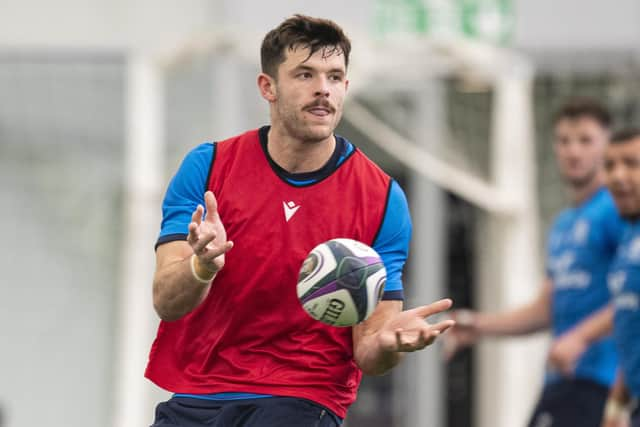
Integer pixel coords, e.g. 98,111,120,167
3,1,640,51
0,0,214,50
513,0,640,49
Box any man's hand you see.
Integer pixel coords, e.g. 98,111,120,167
153,191,234,321
601,416,630,427
377,299,455,353
548,305,614,376
442,309,480,360
353,299,455,375
188,191,233,276
601,372,632,427
600,399,631,427
548,329,588,376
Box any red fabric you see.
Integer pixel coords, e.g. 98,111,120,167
145,129,391,418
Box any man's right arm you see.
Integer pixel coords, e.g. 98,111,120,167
153,241,213,321
445,279,552,358
153,192,233,322
465,278,552,336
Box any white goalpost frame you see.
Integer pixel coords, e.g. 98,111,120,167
116,33,543,427
113,54,171,427
475,71,545,427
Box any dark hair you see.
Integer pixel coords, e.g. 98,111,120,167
553,98,612,129
260,14,351,79
610,127,640,144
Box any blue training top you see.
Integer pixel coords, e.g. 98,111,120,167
608,221,640,398
546,187,624,386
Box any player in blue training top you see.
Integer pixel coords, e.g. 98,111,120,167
601,128,640,427
445,98,625,427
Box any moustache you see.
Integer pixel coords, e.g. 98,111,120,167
303,100,335,113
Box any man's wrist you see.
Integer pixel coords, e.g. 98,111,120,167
604,398,629,421
190,254,216,283
456,309,476,327
570,322,594,346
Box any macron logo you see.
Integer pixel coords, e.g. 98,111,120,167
283,201,300,222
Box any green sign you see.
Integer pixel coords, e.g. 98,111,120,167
374,0,514,44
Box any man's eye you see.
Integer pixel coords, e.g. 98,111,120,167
604,160,614,171
626,158,640,168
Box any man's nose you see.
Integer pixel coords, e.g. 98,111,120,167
608,165,626,185
313,77,330,98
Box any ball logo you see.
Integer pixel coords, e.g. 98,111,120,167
298,252,320,283
320,298,346,325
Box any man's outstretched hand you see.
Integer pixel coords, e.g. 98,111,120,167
377,298,455,353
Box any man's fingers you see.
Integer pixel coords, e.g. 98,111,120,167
430,319,456,334
395,329,441,352
416,329,437,348
424,330,439,347
192,230,218,254
412,298,453,318
191,204,204,225
395,329,404,348
201,241,234,261
187,222,199,245
204,191,220,223
188,205,205,245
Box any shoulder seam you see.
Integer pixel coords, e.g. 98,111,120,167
371,179,394,246
204,142,217,193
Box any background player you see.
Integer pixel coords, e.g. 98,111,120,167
146,14,454,427
601,128,640,427
445,98,624,427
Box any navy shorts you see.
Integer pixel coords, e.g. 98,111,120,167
527,378,609,427
150,396,342,427
632,400,640,427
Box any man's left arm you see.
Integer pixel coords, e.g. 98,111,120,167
352,299,454,376
353,179,454,375
548,304,614,375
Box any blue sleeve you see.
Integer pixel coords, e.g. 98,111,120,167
372,180,412,300
156,143,214,248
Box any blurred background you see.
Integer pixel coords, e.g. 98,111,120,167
2,1,640,426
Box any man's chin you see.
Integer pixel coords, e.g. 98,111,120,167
300,125,334,143
564,173,596,189
616,204,640,220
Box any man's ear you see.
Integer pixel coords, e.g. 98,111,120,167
257,73,277,102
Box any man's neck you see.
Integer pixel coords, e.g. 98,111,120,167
266,125,336,174
568,173,604,206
